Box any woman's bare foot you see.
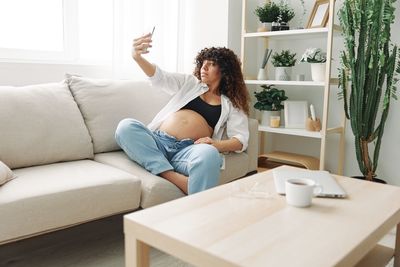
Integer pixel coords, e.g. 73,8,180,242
160,170,188,194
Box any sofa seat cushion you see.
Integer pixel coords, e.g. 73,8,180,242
94,152,185,208
94,151,250,208
66,75,171,153
0,82,94,169
0,160,141,244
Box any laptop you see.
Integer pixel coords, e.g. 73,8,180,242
273,166,347,198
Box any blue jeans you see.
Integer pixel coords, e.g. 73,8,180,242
115,118,222,194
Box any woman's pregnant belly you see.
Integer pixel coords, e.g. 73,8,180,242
159,109,213,140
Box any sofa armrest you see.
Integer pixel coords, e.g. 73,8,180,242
246,118,259,173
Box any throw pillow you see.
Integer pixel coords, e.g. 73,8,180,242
0,161,16,186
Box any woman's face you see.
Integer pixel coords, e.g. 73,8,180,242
200,60,221,86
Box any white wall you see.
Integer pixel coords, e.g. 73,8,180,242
178,0,230,73
0,62,113,86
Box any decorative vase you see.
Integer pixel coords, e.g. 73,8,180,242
257,24,267,32
310,63,326,82
257,22,272,32
279,22,290,31
275,67,292,81
257,68,268,80
271,22,280,31
261,110,281,126
263,22,272,31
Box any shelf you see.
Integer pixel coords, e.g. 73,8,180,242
244,27,328,39
354,244,394,267
245,80,325,86
245,78,339,86
258,125,322,138
241,0,345,172
259,151,319,170
258,125,344,137
327,126,344,134
243,25,341,40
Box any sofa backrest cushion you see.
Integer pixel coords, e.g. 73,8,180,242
66,75,171,153
0,82,94,169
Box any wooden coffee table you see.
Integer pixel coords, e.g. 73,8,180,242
124,166,400,267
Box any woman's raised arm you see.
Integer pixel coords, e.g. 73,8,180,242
132,33,156,77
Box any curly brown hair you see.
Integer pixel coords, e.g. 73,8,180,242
193,47,250,115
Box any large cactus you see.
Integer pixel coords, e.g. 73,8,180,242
338,0,400,180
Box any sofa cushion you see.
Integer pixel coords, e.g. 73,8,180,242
94,152,184,208
220,152,249,184
94,151,250,208
66,75,171,153
0,161,15,186
0,82,94,169
0,160,141,244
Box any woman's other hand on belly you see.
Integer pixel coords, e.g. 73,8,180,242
194,137,214,145
196,137,243,153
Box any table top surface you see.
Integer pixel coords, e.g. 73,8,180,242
124,166,400,267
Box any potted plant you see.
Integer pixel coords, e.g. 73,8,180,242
254,2,280,31
300,48,327,82
271,50,297,80
338,0,400,182
254,85,288,127
275,2,295,30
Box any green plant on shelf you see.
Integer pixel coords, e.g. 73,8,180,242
277,1,295,23
254,2,280,23
254,85,288,111
271,50,297,67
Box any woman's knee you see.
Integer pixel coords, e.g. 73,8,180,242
192,144,222,169
115,118,144,142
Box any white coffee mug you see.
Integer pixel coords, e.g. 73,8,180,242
285,178,322,207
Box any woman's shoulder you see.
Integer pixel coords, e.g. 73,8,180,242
221,95,233,106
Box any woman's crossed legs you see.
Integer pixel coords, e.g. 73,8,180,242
115,118,222,194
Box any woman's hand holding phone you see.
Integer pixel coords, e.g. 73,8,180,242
131,27,156,77
132,27,155,60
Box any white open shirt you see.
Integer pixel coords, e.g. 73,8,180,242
147,65,249,152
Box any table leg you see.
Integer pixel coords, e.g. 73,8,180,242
125,234,150,267
394,224,400,267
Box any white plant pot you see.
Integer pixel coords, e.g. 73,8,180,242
275,67,292,81
311,63,326,82
261,110,281,126
263,22,272,31
257,68,268,80
257,22,272,32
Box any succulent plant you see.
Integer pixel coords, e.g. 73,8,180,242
338,0,400,181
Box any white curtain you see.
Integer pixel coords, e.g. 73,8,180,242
112,0,180,79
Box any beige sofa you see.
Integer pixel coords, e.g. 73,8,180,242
0,74,258,245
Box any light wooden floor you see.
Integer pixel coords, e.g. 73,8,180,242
0,214,192,267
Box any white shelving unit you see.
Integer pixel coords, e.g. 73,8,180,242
241,0,345,174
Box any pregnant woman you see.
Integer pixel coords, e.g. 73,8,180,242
115,32,250,194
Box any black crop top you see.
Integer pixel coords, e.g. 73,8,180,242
181,96,221,129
